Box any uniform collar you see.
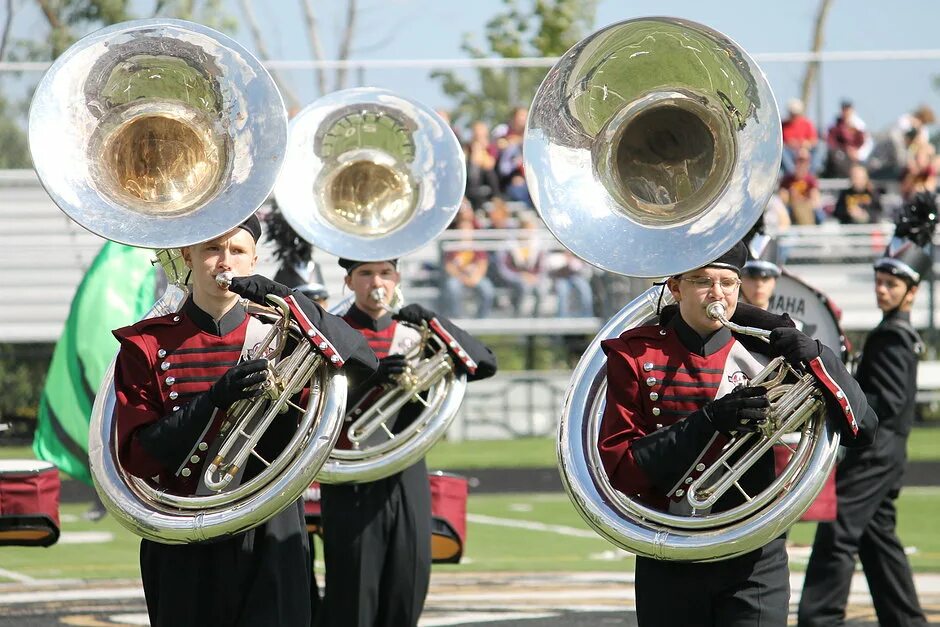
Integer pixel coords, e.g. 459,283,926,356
882,308,911,324
670,313,733,357
184,297,247,336
346,303,394,331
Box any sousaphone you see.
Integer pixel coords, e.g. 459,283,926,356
275,88,469,483
526,17,839,560
29,19,347,543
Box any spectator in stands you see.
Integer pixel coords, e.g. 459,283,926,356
780,151,823,225
825,100,868,177
781,99,824,174
495,211,548,317
549,250,594,318
465,121,500,210
762,190,792,237
496,107,532,206
833,164,884,224
440,200,495,319
900,143,938,201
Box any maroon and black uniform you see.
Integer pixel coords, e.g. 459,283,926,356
114,296,376,627
318,304,496,627
599,306,876,627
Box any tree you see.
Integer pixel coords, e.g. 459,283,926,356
800,0,834,112
431,0,596,127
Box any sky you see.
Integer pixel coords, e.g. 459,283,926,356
7,0,939,133
235,0,938,133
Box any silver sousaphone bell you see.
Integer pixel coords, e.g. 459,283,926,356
29,19,348,543
525,17,839,561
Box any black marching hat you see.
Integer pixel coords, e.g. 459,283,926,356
274,261,329,302
236,213,262,242
743,234,782,278
338,258,399,274
698,240,749,275
873,191,937,285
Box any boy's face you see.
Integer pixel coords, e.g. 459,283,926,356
344,262,400,318
741,274,777,310
874,271,917,313
182,228,257,305
667,266,741,336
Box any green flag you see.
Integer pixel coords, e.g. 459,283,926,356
33,242,158,484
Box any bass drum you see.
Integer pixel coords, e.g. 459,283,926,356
769,271,845,522
768,271,849,363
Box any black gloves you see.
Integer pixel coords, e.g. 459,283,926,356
769,327,821,366
374,354,408,385
209,359,269,408
702,385,770,436
227,275,293,305
393,303,437,326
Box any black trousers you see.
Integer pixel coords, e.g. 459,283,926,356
798,430,927,626
635,537,790,627
318,460,432,627
140,500,311,627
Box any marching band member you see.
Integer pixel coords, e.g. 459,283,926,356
597,241,877,627
317,257,497,627
740,233,782,311
112,215,377,627
798,195,934,627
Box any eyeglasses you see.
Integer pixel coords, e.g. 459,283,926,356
681,276,742,293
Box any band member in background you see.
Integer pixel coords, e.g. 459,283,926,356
597,241,877,627
798,195,935,627
112,215,377,627
318,257,497,627
740,234,782,311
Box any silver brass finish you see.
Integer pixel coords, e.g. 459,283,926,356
275,88,466,261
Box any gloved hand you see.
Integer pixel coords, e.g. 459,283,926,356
393,303,437,326
374,354,408,385
769,327,821,366
227,275,293,306
701,385,770,436
209,359,269,408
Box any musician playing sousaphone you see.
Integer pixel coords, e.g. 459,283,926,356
112,215,377,627
597,241,877,626
317,256,497,627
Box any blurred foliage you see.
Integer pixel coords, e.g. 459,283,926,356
431,0,596,127
0,343,52,421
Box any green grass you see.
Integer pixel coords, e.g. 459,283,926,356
5,426,940,469
2,489,938,582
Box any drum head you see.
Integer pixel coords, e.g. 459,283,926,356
769,273,847,361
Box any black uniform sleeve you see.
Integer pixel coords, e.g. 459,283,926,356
630,411,717,494
290,292,379,388
814,343,878,448
136,393,218,472
858,328,917,428
430,312,498,382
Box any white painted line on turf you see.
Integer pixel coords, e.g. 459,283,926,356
59,531,114,544
420,611,558,626
109,614,150,625
0,567,36,584
0,586,144,604
466,514,598,538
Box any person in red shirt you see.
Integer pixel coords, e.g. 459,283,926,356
781,99,823,174
780,151,823,225
597,241,877,627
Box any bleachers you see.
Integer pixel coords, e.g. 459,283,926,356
2,168,938,341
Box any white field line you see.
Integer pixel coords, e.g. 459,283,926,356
420,612,558,626
0,586,144,604
466,513,598,538
0,567,36,584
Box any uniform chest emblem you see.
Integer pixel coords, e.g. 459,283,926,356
727,371,749,387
